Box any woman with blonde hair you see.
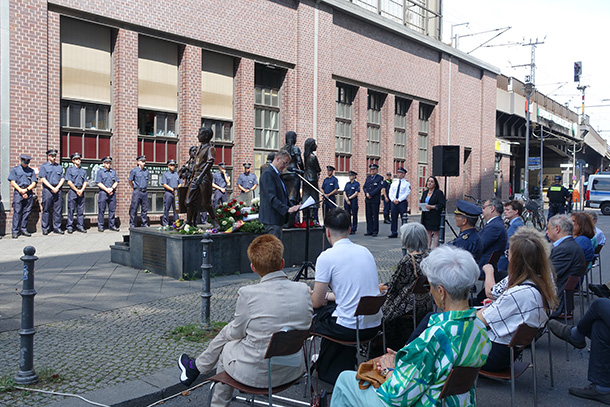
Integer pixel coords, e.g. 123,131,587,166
477,226,558,371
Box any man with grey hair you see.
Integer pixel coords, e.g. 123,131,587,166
478,198,507,272
547,214,586,318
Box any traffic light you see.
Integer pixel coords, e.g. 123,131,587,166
574,61,582,82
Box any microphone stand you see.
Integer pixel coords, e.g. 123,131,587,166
289,171,337,282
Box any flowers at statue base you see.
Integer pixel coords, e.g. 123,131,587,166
216,199,248,232
160,218,208,235
250,197,260,214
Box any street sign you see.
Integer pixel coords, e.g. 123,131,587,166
528,157,541,170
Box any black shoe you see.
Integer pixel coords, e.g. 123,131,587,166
364,233,372,236
371,234,377,237
178,354,200,387
53,230,64,235
12,234,18,239
20,231,31,237
548,319,586,349
67,228,74,234
349,231,356,235
109,227,120,232
589,284,610,299
569,383,610,404
383,220,391,224
98,228,105,233
388,234,398,238
42,230,49,236
76,227,87,233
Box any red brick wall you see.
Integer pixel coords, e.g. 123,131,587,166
5,0,498,229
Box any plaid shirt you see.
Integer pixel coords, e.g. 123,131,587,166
377,309,490,406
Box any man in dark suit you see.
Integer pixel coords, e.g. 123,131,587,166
478,198,508,275
259,149,301,240
497,200,524,273
547,214,586,318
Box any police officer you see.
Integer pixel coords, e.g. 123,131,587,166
547,175,570,220
236,162,258,205
212,162,230,209
129,155,150,228
161,159,180,226
363,163,384,236
451,199,483,264
381,172,392,224
96,156,119,232
321,165,339,217
39,148,65,234
65,152,87,233
8,154,37,238
343,170,360,234
388,167,411,238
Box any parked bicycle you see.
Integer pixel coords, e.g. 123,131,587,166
521,199,546,231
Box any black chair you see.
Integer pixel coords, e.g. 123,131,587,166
207,329,311,407
405,275,431,331
479,323,540,407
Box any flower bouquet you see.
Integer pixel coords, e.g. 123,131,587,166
216,199,249,232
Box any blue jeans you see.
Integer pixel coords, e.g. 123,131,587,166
330,371,386,407
577,298,610,387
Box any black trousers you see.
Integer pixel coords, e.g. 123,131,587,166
312,303,378,385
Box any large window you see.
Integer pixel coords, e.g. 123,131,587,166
336,83,355,172
418,103,433,197
394,98,409,164
254,64,281,151
367,92,383,158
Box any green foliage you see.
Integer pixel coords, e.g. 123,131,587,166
168,322,228,343
0,375,15,393
238,220,265,234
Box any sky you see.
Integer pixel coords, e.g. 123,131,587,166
442,0,610,138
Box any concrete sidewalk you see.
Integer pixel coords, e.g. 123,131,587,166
0,214,607,406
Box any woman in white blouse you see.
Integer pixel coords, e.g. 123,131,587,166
476,227,558,371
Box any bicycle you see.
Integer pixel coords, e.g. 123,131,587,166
521,199,546,231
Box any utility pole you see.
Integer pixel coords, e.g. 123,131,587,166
513,38,544,200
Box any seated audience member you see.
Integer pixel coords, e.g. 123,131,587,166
451,200,483,264
571,212,595,262
477,227,558,372
496,200,524,273
330,245,490,407
591,212,607,247
379,222,432,351
311,208,381,384
478,198,508,274
547,214,586,318
549,298,610,404
177,235,313,406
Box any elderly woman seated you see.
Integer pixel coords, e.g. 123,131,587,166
177,235,313,407
331,245,491,407
379,222,433,351
477,227,558,371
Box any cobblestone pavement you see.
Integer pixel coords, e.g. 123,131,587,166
0,234,401,406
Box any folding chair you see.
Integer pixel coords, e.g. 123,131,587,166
479,324,539,407
312,293,387,366
592,244,604,284
207,329,311,407
439,366,480,406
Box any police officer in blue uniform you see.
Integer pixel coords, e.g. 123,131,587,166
321,165,339,217
8,154,37,238
65,152,87,233
363,163,384,236
212,162,230,209
129,155,150,228
451,199,483,264
39,148,65,234
161,159,180,226
236,162,258,205
382,172,392,224
343,170,360,234
96,156,119,232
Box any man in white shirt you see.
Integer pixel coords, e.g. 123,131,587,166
310,208,381,384
387,167,410,238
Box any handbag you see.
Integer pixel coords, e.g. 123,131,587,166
355,356,388,390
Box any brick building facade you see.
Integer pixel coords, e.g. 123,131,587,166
0,0,499,232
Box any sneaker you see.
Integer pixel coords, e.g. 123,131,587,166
569,383,610,404
177,354,200,387
548,319,586,349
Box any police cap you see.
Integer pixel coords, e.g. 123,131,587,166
326,165,335,171
46,148,58,156
369,163,379,170
167,159,177,165
349,170,358,176
71,152,82,160
454,200,482,217
20,154,32,161
102,156,113,163
136,155,146,161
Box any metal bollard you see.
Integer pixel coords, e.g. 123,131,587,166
200,233,212,330
14,246,39,385
401,212,408,225
439,209,446,245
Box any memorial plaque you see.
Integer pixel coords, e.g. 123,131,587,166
142,234,167,273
